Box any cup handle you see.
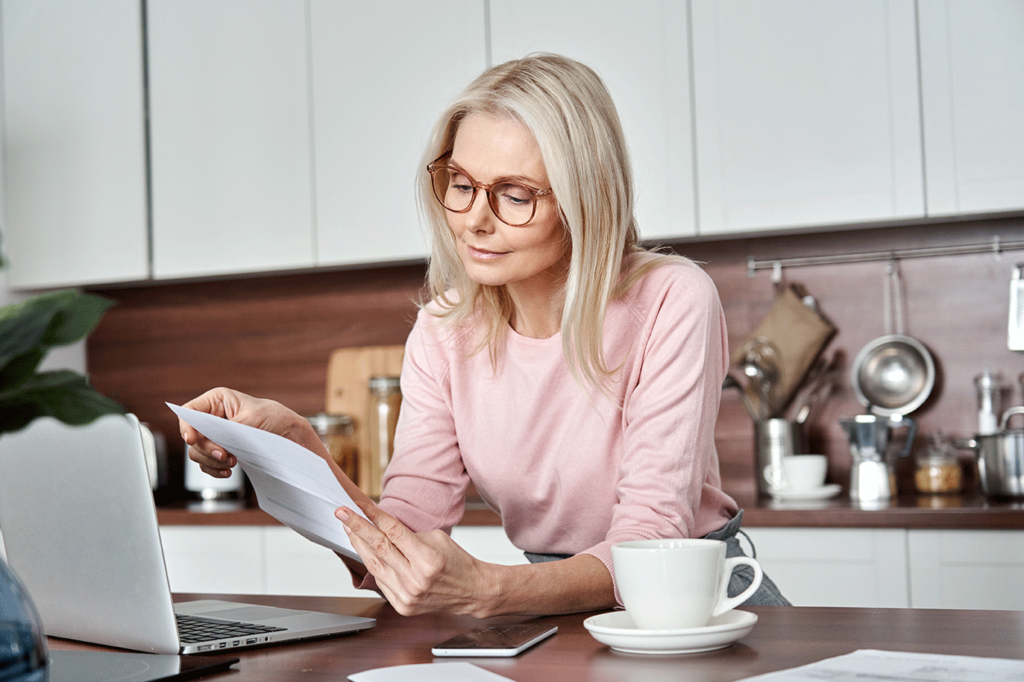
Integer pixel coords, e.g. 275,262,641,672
763,463,786,489
712,557,764,617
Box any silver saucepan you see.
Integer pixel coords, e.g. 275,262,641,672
963,406,1024,498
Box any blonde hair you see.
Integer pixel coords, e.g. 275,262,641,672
418,53,675,391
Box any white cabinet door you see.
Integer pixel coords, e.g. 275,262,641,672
692,0,924,235
490,0,696,241
311,1,486,267
264,526,379,598
1,0,148,289
908,530,1024,610
919,1,1024,216
450,526,528,566
744,528,910,608
147,0,314,280
159,526,266,595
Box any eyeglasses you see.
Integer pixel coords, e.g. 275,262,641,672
427,157,553,227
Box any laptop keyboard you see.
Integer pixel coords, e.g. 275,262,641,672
176,613,287,645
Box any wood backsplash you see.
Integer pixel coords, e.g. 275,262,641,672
87,215,1024,500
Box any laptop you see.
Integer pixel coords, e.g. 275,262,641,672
0,413,375,654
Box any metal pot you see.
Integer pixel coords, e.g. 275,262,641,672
970,406,1024,498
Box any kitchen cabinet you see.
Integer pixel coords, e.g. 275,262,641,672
918,0,1024,216
146,0,315,280
310,1,486,267
1,0,149,289
691,0,925,235
159,526,266,595
155,524,526,598
489,0,697,241
908,530,1024,611
744,528,910,608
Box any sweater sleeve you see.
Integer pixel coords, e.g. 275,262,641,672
375,311,471,533
578,264,732,603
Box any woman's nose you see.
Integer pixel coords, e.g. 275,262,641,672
465,190,496,232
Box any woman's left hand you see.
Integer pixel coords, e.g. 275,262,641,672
335,502,497,618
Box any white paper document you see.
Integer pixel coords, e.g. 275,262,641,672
348,662,513,682
738,649,1024,682
168,403,367,562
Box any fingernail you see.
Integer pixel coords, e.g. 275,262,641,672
335,508,350,523
212,450,224,462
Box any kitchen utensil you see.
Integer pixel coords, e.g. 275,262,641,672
754,418,805,496
791,352,843,424
1009,263,1024,351
787,356,825,419
731,285,836,419
741,338,780,420
974,368,1011,436
851,262,935,417
841,413,916,503
722,374,759,421
962,406,1024,498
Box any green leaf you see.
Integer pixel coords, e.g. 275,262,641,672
0,290,122,436
0,349,45,391
42,293,114,346
0,402,39,435
0,298,59,370
0,370,124,428
0,290,114,373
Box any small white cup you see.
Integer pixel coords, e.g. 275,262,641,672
764,454,828,491
612,538,763,631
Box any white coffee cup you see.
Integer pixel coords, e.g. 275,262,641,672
764,454,828,491
611,538,763,631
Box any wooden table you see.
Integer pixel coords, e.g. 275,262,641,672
46,594,1024,681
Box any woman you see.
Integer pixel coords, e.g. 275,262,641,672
181,53,788,618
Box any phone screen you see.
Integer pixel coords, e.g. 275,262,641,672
431,622,558,657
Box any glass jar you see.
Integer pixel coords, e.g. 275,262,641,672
307,413,358,483
368,376,402,498
914,432,962,494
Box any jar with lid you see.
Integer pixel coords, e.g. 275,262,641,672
914,432,963,495
368,376,402,498
306,413,358,483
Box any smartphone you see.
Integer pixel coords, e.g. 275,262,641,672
431,622,558,657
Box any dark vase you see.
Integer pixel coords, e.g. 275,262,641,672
0,556,47,681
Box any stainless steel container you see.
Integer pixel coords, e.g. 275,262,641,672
974,406,1024,498
755,418,804,496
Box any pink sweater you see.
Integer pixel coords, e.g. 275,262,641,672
377,255,737,602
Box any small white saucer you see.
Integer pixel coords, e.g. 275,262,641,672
768,483,842,501
583,610,757,655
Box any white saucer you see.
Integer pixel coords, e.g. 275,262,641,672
583,610,757,655
768,483,842,501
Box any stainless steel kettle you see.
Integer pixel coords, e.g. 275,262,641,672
840,413,917,503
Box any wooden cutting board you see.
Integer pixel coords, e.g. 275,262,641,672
325,345,405,494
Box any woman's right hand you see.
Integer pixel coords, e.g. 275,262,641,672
179,387,319,478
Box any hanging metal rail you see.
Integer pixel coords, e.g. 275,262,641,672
747,235,1024,280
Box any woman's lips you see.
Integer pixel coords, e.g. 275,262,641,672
466,244,509,260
